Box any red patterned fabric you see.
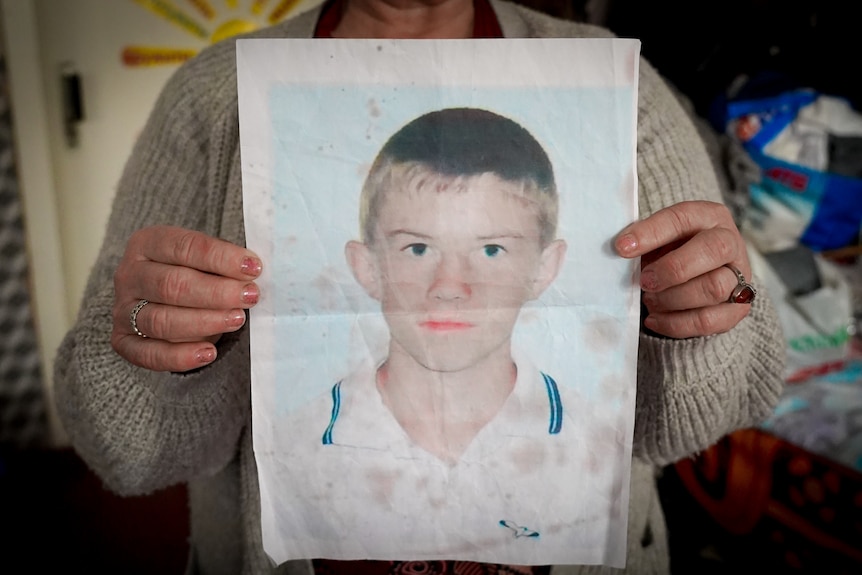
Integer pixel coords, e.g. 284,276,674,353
312,560,549,575
675,428,862,573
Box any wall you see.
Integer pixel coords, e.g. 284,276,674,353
1,0,322,445
0,17,48,447
1,0,67,444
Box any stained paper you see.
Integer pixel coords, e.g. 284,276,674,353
237,38,641,568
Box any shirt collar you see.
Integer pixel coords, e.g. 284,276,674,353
322,348,564,461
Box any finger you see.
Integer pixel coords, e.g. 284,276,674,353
643,303,750,339
111,332,218,372
114,300,247,342
639,226,744,292
642,266,742,312
124,260,260,310
128,226,262,280
615,201,733,259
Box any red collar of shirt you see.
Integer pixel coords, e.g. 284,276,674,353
314,0,503,38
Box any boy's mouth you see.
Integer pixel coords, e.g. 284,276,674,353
419,320,474,332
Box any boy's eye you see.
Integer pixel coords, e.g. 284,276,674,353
483,244,505,257
405,243,428,256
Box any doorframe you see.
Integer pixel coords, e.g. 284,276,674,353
1,0,70,446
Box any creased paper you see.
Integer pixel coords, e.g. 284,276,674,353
237,37,641,568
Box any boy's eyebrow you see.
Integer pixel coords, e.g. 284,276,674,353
476,232,527,240
384,229,528,241
384,229,433,239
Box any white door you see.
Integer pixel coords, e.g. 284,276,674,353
1,0,319,444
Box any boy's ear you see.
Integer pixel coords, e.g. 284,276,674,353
345,240,382,301
530,239,567,299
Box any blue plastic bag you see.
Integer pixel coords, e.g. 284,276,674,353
726,89,862,252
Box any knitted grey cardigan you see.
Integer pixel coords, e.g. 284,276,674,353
54,2,786,574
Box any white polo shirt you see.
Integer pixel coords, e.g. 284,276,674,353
259,349,627,567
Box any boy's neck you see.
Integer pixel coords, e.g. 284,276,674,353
376,344,516,464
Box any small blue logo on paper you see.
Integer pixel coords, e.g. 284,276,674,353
499,520,540,539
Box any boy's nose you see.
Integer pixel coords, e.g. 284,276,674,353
428,255,472,300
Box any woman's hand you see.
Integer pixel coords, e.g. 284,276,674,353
615,200,753,339
111,226,263,372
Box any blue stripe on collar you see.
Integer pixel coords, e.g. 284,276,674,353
323,372,562,443
542,372,563,435
322,381,342,445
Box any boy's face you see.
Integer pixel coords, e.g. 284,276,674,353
346,172,566,373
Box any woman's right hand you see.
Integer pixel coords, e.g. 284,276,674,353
111,226,262,372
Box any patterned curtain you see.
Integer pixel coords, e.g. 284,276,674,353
0,53,47,448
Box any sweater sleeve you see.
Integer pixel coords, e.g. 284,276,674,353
631,60,786,465
53,42,252,496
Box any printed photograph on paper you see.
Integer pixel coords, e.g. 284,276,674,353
237,37,642,568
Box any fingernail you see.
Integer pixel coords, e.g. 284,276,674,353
195,348,216,364
617,234,638,255
242,284,259,305
241,257,262,276
640,270,658,290
226,309,246,328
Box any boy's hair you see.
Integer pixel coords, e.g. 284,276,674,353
359,108,558,246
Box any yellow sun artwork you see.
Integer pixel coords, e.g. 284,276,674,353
122,0,305,67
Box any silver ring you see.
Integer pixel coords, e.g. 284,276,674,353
724,264,756,304
130,299,149,338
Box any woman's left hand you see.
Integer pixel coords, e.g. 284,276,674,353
615,200,754,339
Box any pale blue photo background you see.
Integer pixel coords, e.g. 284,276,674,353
268,84,637,414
